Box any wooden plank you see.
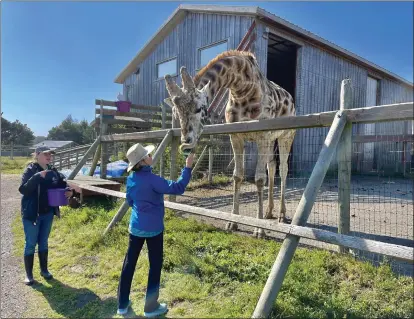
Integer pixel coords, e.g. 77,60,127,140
163,201,413,262
53,144,92,156
101,103,413,142
95,108,172,121
169,117,180,202
89,144,101,177
152,130,173,167
67,138,101,180
70,183,413,262
94,99,172,113
353,134,414,143
338,79,352,253
103,201,130,235
252,110,348,319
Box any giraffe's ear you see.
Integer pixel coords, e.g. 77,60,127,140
200,81,211,94
163,97,174,108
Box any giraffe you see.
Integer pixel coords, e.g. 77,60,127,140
164,50,296,238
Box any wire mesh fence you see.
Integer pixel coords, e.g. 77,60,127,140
95,118,413,276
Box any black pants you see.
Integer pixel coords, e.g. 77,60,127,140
117,232,164,312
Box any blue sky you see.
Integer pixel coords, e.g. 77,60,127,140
1,1,413,137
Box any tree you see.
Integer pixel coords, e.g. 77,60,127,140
47,115,94,145
1,117,35,146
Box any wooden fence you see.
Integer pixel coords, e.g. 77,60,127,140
65,80,413,319
51,144,92,170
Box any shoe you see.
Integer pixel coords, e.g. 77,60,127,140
24,254,35,285
117,300,132,315
144,303,168,318
38,250,53,279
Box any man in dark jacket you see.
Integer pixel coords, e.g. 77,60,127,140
19,146,76,285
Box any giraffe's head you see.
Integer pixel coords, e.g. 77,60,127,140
164,66,210,154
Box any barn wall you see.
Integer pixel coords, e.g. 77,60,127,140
292,44,413,176
123,12,254,108
373,80,413,175
121,12,413,178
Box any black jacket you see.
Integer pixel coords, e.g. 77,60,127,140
19,162,70,223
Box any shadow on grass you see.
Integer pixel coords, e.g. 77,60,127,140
32,278,138,318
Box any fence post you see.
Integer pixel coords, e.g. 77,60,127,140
100,100,108,179
252,110,348,319
169,112,180,202
208,135,213,183
89,144,102,177
67,138,101,180
337,79,353,253
160,104,167,177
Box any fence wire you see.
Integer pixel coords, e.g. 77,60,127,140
101,121,413,276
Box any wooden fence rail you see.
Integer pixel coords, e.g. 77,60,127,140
64,82,413,319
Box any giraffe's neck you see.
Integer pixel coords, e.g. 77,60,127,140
195,54,263,107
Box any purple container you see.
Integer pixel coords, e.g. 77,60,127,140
47,188,69,207
116,101,131,113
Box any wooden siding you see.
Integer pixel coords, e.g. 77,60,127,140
123,12,254,108
121,13,412,177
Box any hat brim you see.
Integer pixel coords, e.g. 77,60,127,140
127,145,156,172
33,150,56,155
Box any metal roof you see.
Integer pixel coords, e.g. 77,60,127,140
31,140,75,150
114,4,413,87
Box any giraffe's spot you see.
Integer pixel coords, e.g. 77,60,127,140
280,107,287,116
212,63,222,74
222,58,232,67
284,99,289,106
236,58,243,71
206,71,216,83
275,90,282,101
250,106,261,119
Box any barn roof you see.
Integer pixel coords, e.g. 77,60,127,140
114,4,413,87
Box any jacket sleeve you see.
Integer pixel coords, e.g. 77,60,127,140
18,165,43,196
126,178,134,207
152,167,192,195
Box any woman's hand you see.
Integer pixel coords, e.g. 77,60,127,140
65,189,74,199
185,153,195,168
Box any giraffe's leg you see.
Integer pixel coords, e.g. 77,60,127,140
225,135,244,232
265,149,276,219
277,130,295,223
252,139,271,239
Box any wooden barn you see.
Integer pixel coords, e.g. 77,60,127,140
114,4,413,177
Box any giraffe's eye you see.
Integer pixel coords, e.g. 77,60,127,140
195,107,202,113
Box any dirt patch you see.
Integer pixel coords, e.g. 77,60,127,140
1,174,30,318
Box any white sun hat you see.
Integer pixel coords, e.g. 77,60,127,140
126,143,155,172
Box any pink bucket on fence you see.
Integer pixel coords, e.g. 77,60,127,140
47,188,69,207
116,101,131,113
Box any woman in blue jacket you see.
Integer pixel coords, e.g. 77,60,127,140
117,143,194,318
18,146,76,285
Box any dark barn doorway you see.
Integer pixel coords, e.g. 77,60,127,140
266,32,299,179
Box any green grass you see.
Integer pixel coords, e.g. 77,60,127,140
12,199,414,318
1,156,32,174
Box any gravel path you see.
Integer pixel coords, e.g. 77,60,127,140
1,174,30,318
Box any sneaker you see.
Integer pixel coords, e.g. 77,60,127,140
144,303,168,318
117,300,132,316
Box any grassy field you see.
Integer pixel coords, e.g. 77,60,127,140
12,198,414,318
1,156,32,174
